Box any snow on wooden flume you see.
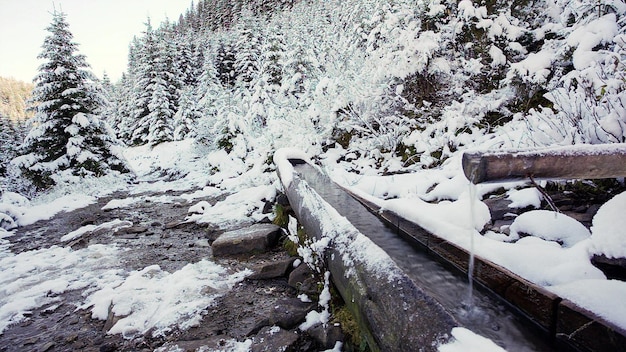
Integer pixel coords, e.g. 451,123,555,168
462,143,626,184
274,149,457,352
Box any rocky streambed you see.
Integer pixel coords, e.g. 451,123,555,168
0,187,344,352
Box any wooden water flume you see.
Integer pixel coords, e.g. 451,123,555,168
462,144,626,184
460,143,626,351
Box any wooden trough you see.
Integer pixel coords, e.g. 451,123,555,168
462,144,626,184
460,143,626,351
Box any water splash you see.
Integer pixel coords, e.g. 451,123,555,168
466,182,478,308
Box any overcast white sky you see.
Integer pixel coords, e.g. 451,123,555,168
0,0,192,83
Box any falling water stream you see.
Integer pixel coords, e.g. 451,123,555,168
294,164,552,351
467,182,477,308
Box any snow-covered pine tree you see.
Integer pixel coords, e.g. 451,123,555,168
245,23,285,130
129,22,158,145
112,73,136,142
233,8,262,88
131,22,180,145
174,36,203,88
195,51,229,146
0,113,17,176
173,86,202,140
216,38,237,87
11,11,129,189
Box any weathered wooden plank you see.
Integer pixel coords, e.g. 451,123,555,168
462,144,626,184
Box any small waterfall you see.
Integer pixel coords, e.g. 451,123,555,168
467,182,477,307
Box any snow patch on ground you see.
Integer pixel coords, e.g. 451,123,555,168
506,188,542,209
438,327,507,352
0,244,122,334
101,194,175,210
186,185,276,228
60,219,133,242
14,194,96,226
82,260,251,338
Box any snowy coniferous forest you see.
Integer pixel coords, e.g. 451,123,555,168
102,0,625,174
0,0,624,191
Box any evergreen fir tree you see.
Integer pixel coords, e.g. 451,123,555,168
113,73,136,142
129,22,158,144
233,9,262,88
130,21,180,145
173,86,202,140
215,38,237,87
0,114,17,176
11,11,129,189
245,25,285,130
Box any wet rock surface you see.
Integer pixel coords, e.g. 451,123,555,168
211,223,281,257
0,187,339,352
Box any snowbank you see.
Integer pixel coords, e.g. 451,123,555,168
509,210,591,247
589,191,626,259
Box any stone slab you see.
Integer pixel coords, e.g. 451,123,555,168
248,257,295,280
269,297,314,329
251,326,300,352
212,223,281,257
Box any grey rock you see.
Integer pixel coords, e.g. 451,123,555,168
212,224,281,257
563,210,594,225
491,220,513,235
591,254,626,280
288,263,318,295
231,316,270,338
98,342,117,352
164,220,183,229
483,196,517,221
307,322,344,350
123,226,148,234
269,297,314,329
40,342,55,352
251,326,300,352
249,257,295,280
80,218,96,226
158,337,230,352
103,303,124,333
22,337,39,346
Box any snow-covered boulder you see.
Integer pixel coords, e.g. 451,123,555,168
509,210,590,247
589,191,626,259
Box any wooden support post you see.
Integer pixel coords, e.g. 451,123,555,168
462,144,626,184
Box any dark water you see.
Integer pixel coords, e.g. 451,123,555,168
295,164,553,351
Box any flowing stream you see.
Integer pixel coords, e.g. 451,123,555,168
295,164,553,351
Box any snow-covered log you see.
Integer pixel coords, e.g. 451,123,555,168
463,144,626,184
